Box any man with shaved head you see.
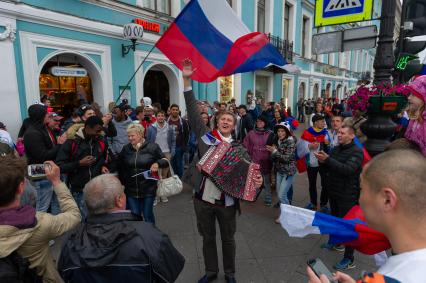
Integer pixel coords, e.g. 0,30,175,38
308,149,426,283
58,174,184,283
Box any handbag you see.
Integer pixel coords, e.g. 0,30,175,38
157,158,183,198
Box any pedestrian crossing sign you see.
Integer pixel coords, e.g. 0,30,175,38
315,0,373,27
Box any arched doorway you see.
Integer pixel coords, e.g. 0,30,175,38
325,83,331,98
313,83,319,99
336,84,342,99
298,82,306,100
144,70,170,109
38,52,103,118
142,64,179,111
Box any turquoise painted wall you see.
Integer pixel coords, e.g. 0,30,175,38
272,0,283,37
13,27,28,119
20,0,168,33
294,0,303,54
273,74,282,102
242,0,255,31
241,73,255,100
36,47,56,64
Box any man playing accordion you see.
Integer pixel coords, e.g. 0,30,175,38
181,60,263,283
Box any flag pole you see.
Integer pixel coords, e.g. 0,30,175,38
115,44,157,104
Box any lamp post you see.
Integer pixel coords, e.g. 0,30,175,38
363,0,400,156
373,0,397,85
122,23,144,57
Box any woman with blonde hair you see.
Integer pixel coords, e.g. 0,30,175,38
117,123,168,224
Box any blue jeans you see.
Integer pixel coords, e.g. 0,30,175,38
33,179,53,212
72,191,87,221
262,173,272,204
171,146,185,178
126,196,155,224
276,173,295,205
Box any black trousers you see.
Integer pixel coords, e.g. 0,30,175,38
194,199,237,277
329,198,357,261
307,166,328,207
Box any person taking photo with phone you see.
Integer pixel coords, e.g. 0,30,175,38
315,126,363,270
56,116,109,219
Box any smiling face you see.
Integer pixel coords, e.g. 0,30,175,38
217,113,235,137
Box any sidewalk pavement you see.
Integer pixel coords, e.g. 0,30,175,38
155,173,377,283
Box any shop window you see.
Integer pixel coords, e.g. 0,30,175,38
141,0,171,15
39,56,93,117
255,75,269,103
219,76,234,103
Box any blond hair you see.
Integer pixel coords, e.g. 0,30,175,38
127,123,145,137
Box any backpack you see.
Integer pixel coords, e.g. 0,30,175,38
0,251,42,283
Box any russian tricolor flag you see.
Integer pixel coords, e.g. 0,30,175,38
156,0,288,82
279,204,391,255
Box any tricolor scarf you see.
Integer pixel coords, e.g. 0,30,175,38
301,127,328,143
201,129,223,146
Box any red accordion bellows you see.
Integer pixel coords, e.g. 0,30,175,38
198,142,261,201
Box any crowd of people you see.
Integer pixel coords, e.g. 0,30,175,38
0,67,425,283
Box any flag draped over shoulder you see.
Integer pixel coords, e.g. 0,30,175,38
156,0,287,82
279,204,391,255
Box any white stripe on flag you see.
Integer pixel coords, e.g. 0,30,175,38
279,204,321,237
198,0,250,42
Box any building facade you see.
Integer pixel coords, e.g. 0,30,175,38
0,0,376,137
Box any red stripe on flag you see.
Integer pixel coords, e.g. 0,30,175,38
219,32,269,75
156,23,219,82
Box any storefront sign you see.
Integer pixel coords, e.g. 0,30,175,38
134,18,161,33
50,67,87,77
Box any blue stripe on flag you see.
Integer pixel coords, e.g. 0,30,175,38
175,0,233,70
232,43,286,74
312,211,360,245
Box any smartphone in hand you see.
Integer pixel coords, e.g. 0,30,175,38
307,258,336,283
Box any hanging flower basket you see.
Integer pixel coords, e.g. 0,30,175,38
347,84,409,116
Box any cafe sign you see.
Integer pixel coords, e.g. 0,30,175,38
50,67,87,77
134,18,161,34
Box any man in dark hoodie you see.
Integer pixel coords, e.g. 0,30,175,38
58,174,185,283
56,116,109,219
24,104,66,212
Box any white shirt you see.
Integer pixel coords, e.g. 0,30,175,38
378,248,426,282
155,123,170,153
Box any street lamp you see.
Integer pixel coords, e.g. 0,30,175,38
122,23,144,57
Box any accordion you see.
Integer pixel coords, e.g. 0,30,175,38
197,142,261,202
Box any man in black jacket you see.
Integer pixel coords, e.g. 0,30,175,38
182,62,263,283
236,105,254,142
56,116,109,219
58,174,184,283
24,104,66,212
315,125,363,271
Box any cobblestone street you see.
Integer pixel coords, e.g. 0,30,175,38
155,173,377,283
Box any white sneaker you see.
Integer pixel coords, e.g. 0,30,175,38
160,196,168,203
